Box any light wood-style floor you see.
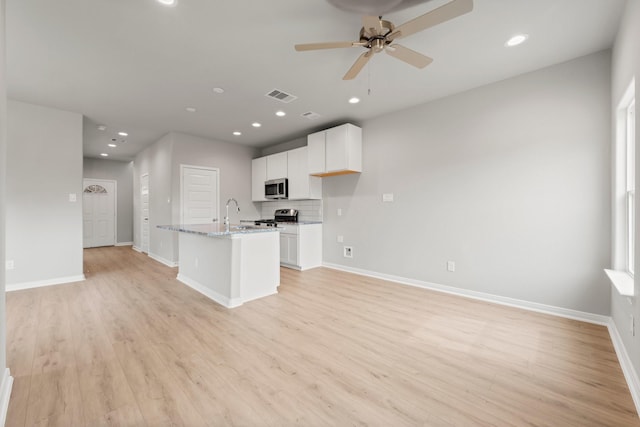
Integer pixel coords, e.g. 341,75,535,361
5,246,639,426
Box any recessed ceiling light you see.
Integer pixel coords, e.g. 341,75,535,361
185,107,197,113
156,0,176,6
118,131,128,137
276,111,286,117
213,87,225,94
100,153,109,157
108,144,117,148
97,125,107,131
348,97,360,104
505,34,529,47
233,131,242,136
252,122,261,128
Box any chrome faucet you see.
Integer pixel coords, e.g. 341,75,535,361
224,198,240,228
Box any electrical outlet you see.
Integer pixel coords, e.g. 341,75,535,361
6,260,14,270
68,193,77,202
447,261,455,272
337,235,344,243
343,246,353,258
382,193,394,202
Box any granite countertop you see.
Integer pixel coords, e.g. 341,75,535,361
157,223,280,237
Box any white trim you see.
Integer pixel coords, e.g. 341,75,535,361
132,245,143,253
604,269,635,296
177,273,242,308
0,368,13,427
6,274,86,292
82,178,118,248
115,241,134,247
148,252,178,268
179,164,220,224
140,173,150,254
322,262,610,325
608,318,640,415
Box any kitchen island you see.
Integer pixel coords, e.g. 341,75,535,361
158,223,280,308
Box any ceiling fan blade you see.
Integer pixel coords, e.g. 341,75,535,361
362,15,383,36
343,51,373,80
388,0,473,40
386,44,433,69
295,41,360,51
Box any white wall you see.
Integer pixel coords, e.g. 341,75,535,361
133,132,259,264
260,136,307,156
0,0,7,386
83,157,134,244
322,50,612,315
6,100,84,287
611,0,640,390
169,132,259,226
133,133,174,260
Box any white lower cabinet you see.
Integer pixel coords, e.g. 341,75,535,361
279,224,322,271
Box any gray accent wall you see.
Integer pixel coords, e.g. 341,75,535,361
6,100,84,286
611,0,640,392
83,157,134,244
322,50,612,315
133,132,259,264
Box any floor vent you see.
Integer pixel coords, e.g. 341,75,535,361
265,89,298,103
301,111,321,120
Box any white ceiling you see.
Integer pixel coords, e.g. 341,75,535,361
6,0,625,161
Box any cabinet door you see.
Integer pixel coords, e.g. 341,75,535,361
307,131,326,175
251,157,267,201
279,233,288,262
325,125,347,172
287,147,307,200
325,123,362,173
279,233,299,266
266,152,288,180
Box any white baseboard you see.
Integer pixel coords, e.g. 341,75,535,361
6,274,86,292
132,246,143,253
115,241,133,247
0,368,14,427
322,263,610,325
608,319,640,415
176,273,241,308
148,252,178,268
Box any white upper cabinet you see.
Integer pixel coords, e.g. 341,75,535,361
266,152,288,180
288,146,321,200
251,157,267,202
307,131,326,176
308,123,362,177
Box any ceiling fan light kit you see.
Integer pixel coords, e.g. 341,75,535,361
295,0,473,80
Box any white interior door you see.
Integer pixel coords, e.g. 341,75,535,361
181,165,219,224
83,179,116,248
141,173,150,253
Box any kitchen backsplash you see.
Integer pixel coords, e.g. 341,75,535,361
260,200,323,222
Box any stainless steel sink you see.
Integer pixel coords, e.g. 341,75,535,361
230,225,258,230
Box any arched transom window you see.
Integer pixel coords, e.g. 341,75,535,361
84,184,108,194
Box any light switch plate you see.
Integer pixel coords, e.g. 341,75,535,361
69,193,77,202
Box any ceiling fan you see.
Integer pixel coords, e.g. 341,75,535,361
294,0,473,80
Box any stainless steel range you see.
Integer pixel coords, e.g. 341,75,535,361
255,209,298,227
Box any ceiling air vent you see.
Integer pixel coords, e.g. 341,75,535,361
265,89,297,103
301,111,321,120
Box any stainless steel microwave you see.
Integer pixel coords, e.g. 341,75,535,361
265,178,288,199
